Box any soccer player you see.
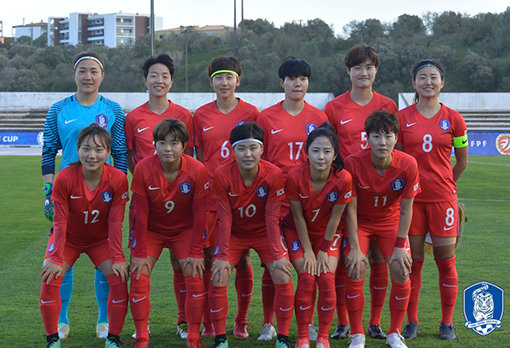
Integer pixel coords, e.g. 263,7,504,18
397,59,468,340
325,44,398,340
193,56,259,338
129,119,208,348
343,111,420,348
209,123,294,348
40,124,129,348
124,54,193,339
257,57,327,341
285,123,353,348
41,52,127,340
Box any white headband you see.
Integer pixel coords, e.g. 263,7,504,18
73,56,104,71
232,138,263,148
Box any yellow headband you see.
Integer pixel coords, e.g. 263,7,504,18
210,70,239,78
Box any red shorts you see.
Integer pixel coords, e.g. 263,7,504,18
214,234,284,265
45,234,110,267
409,200,458,237
343,222,410,259
204,211,218,248
139,230,192,260
282,227,341,261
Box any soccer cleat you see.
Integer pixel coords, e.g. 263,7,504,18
201,322,215,337
187,337,204,348
131,326,151,339
294,337,310,348
439,323,456,340
275,335,292,348
176,322,188,339
104,334,121,348
308,324,318,341
46,334,61,348
257,323,277,341
212,336,229,348
233,322,249,338
386,333,407,348
132,339,149,348
348,334,365,348
331,324,350,339
401,322,418,339
368,324,387,339
316,336,330,348
57,323,70,339
96,322,109,339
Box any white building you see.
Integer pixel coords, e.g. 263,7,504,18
13,21,47,41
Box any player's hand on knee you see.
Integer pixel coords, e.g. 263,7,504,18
346,248,366,280
303,249,317,275
130,257,151,280
112,261,129,283
272,257,292,277
41,260,64,284
316,251,330,275
211,259,231,284
390,248,412,277
185,257,205,278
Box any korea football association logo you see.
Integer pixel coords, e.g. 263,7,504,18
180,182,191,195
236,121,246,126
440,119,450,131
291,240,301,252
102,191,113,203
305,123,318,135
95,114,108,128
392,178,404,191
328,191,338,202
257,186,268,198
464,281,504,336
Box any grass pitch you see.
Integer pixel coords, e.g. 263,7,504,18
0,155,508,347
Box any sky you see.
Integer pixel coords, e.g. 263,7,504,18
1,0,508,37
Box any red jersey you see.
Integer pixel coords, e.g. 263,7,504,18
131,154,209,238
125,101,194,164
325,90,397,159
286,163,353,237
257,101,328,176
344,149,420,225
397,104,467,202
51,163,129,264
212,159,285,260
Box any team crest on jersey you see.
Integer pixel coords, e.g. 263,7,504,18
440,119,450,131
328,191,338,202
257,186,268,198
392,179,404,191
306,123,318,135
291,240,301,252
48,242,54,253
95,114,108,128
236,121,246,126
102,191,113,203
464,281,504,336
180,182,191,194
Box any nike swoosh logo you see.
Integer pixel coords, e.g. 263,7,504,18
65,119,77,124
443,226,454,231
179,288,187,293
406,122,417,127
137,127,150,133
357,184,370,189
395,296,409,300
241,293,252,297
228,192,239,197
442,283,457,288
41,299,56,304
373,286,387,290
462,139,468,144
321,306,334,311
203,126,214,132
299,305,312,311
192,292,207,298
279,307,293,312
346,294,360,299
330,247,338,250
299,193,310,199
70,195,82,199
148,186,160,190
112,298,127,303
132,296,147,303
271,129,284,134
340,119,353,125
210,307,224,313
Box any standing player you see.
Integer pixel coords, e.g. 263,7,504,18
397,59,468,340
40,124,129,348
41,52,127,340
129,119,208,348
285,123,353,348
343,111,420,348
124,54,193,339
257,57,327,341
193,56,259,338
209,123,294,348
325,43,398,340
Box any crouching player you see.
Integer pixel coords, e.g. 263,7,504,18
209,123,295,348
343,111,420,348
40,124,129,348
284,123,353,348
128,119,208,348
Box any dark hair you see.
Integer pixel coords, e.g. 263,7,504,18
364,110,400,136
73,51,105,71
345,44,380,69
77,123,112,151
278,57,311,79
411,58,445,103
229,123,264,146
143,53,175,79
208,56,242,78
153,118,189,147
306,122,344,175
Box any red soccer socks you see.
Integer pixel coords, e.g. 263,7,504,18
407,258,424,323
369,262,388,326
295,273,315,338
261,266,275,325
388,280,411,334
130,274,151,341
317,272,336,338
185,274,206,340
346,278,365,335
435,256,458,325
274,282,294,336
235,264,254,325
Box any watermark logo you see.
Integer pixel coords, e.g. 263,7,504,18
464,281,504,336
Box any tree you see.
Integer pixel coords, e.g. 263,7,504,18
345,19,386,43
461,52,495,92
390,14,425,39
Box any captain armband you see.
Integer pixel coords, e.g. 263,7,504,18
453,134,468,148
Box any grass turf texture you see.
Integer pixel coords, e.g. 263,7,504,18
0,155,508,347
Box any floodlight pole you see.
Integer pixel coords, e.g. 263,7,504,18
150,0,155,55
